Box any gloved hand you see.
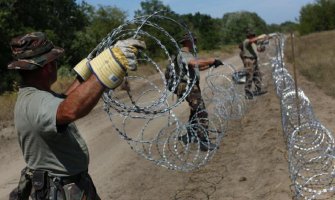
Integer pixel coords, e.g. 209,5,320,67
256,34,268,41
212,59,223,68
73,58,90,81
89,38,146,89
73,48,103,81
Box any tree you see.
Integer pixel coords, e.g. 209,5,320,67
299,0,335,35
268,21,299,33
135,0,173,17
70,5,127,65
180,13,222,50
0,0,91,93
221,11,268,44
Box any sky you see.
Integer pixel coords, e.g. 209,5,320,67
82,0,316,24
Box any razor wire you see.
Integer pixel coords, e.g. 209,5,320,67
89,11,270,171
203,63,248,121
88,12,227,171
270,33,335,199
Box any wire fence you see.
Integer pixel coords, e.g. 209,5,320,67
89,11,335,199
270,33,335,200
91,12,257,171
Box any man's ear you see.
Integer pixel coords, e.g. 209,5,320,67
44,62,53,73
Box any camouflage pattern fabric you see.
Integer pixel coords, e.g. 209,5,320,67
243,57,262,94
8,32,64,70
55,173,101,200
176,82,209,138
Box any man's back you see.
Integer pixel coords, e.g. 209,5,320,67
15,87,89,176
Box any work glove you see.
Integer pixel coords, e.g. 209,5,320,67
73,58,90,81
89,38,146,89
73,38,146,83
73,48,99,81
212,59,223,68
256,34,268,41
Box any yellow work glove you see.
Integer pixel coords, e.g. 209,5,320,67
89,38,146,89
73,58,91,80
256,34,268,41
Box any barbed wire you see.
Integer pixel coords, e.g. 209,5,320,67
89,11,268,171
270,33,335,200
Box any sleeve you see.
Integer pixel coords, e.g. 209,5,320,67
180,52,193,65
251,43,259,57
28,91,63,135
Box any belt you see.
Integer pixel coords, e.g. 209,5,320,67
53,171,87,185
26,167,86,185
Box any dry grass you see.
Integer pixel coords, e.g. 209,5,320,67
51,76,76,94
285,30,335,97
0,92,17,122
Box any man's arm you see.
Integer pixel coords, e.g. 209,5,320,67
189,57,224,71
248,34,269,44
57,38,146,125
56,74,104,125
64,76,84,95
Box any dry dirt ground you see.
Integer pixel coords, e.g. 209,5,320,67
0,45,334,200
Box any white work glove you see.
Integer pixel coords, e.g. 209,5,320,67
89,38,146,89
113,39,146,71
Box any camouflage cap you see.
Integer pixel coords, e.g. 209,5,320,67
7,32,64,70
178,32,197,44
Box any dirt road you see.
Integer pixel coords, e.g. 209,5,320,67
0,48,334,200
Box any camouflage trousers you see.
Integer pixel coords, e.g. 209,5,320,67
9,168,100,200
242,57,262,95
176,82,209,138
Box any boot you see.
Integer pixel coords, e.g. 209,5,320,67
199,139,217,151
253,89,267,96
245,91,254,100
178,129,198,145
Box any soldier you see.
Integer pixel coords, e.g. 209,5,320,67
240,29,269,99
8,32,145,200
172,32,223,151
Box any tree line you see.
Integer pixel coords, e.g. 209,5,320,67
0,0,333,93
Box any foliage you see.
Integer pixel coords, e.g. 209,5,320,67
299,0,335,35
220,11,268,44
0,0,90,93
180,13,222,50
70,5,127,64
135,0,173,16
268,21,299,33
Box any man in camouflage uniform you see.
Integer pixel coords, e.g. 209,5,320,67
174,33,223,151
8,32,145,200
240,29,269,99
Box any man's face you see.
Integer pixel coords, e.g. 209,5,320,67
184,38,196,48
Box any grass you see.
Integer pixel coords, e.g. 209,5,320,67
285,30,335,97
0,92,17,122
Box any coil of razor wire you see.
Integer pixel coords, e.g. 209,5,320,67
204,63,247,121
270,33,335,199
89,11,225,171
